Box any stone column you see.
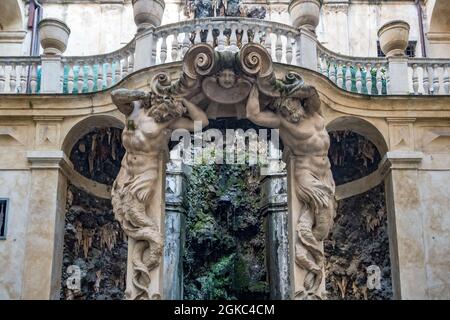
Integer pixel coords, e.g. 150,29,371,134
380,150,427,299
163,146,186,300
261,146,290,299
22,151,69,299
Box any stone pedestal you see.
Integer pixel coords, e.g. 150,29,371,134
388,57,409,94
134,27,157,71
40,55,63,93
22,151,69,299
297,28,318,71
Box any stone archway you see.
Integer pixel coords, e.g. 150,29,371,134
110,43,336,300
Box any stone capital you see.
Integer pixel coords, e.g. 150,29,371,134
379,150,424,175
26,150,71,170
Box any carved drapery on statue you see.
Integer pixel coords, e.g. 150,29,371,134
112,42,335,300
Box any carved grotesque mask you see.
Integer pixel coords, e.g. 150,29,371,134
217,68,237,89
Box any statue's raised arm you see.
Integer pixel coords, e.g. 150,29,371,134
111,88,149,116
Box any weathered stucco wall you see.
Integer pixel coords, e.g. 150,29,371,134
0,171,31,299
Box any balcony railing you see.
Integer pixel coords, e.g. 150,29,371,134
0,57,41,94
0,17,449,96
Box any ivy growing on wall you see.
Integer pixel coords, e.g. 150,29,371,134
183,163,269,300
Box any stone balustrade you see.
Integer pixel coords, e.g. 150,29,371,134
408,59,450,95
1,18,449,96
317,43,389,95
61,40,135,94
0,57,41,94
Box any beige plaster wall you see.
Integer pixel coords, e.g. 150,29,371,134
0,170,31,299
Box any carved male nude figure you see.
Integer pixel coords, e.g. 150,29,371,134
111,89,208,299
246,84,336,299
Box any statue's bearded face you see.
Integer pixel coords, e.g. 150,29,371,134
217,69,236,89
276,98,305,123
147,96,185,123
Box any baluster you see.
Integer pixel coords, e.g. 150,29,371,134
10,64,17,93
67,63,74,94
106,59,113,88
329,58,336,84
0,64,5,92
432,64,440,94
206,25,214,47
19,64,27,93
275,31,282,63
386,67,390,95
355,63,362,93
87,63,94,93
114,57,121,84
182,29,191,57
122,54,129,78
241,25,249,47
217,24,225,51
345,62,352,91
286,32,293,65
412,64,419,95
253,26,261,44
97,60,104,91
423,64,429,95
376,63,382,95
30,63,37,94
230,24,238,51
336,61,343,88
194,26,202,45
364,63,372,95
128,53,134,73
264,27,272,58
160,34,168,64
443,64,449,95
77,62,84,93
319,54,327,77
295,35,301,66
172,32,180,61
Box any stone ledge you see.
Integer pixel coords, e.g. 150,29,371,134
26,150,71,169
379,150,424,175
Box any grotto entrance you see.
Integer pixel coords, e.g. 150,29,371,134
59,43,393,300
181,118,276,300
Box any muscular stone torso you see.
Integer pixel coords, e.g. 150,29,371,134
280,113,331,180
122,102,170,176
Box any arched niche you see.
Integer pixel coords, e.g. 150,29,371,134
62,114,124,157
426,0,450,58
0,0,26,56
326,116,388,157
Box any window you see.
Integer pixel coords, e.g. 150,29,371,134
377,41,417,58
0,199,8,239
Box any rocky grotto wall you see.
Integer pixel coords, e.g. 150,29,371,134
60,128,127,300
326,131,393,300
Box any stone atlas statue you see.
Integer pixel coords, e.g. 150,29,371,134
111,42,336,300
